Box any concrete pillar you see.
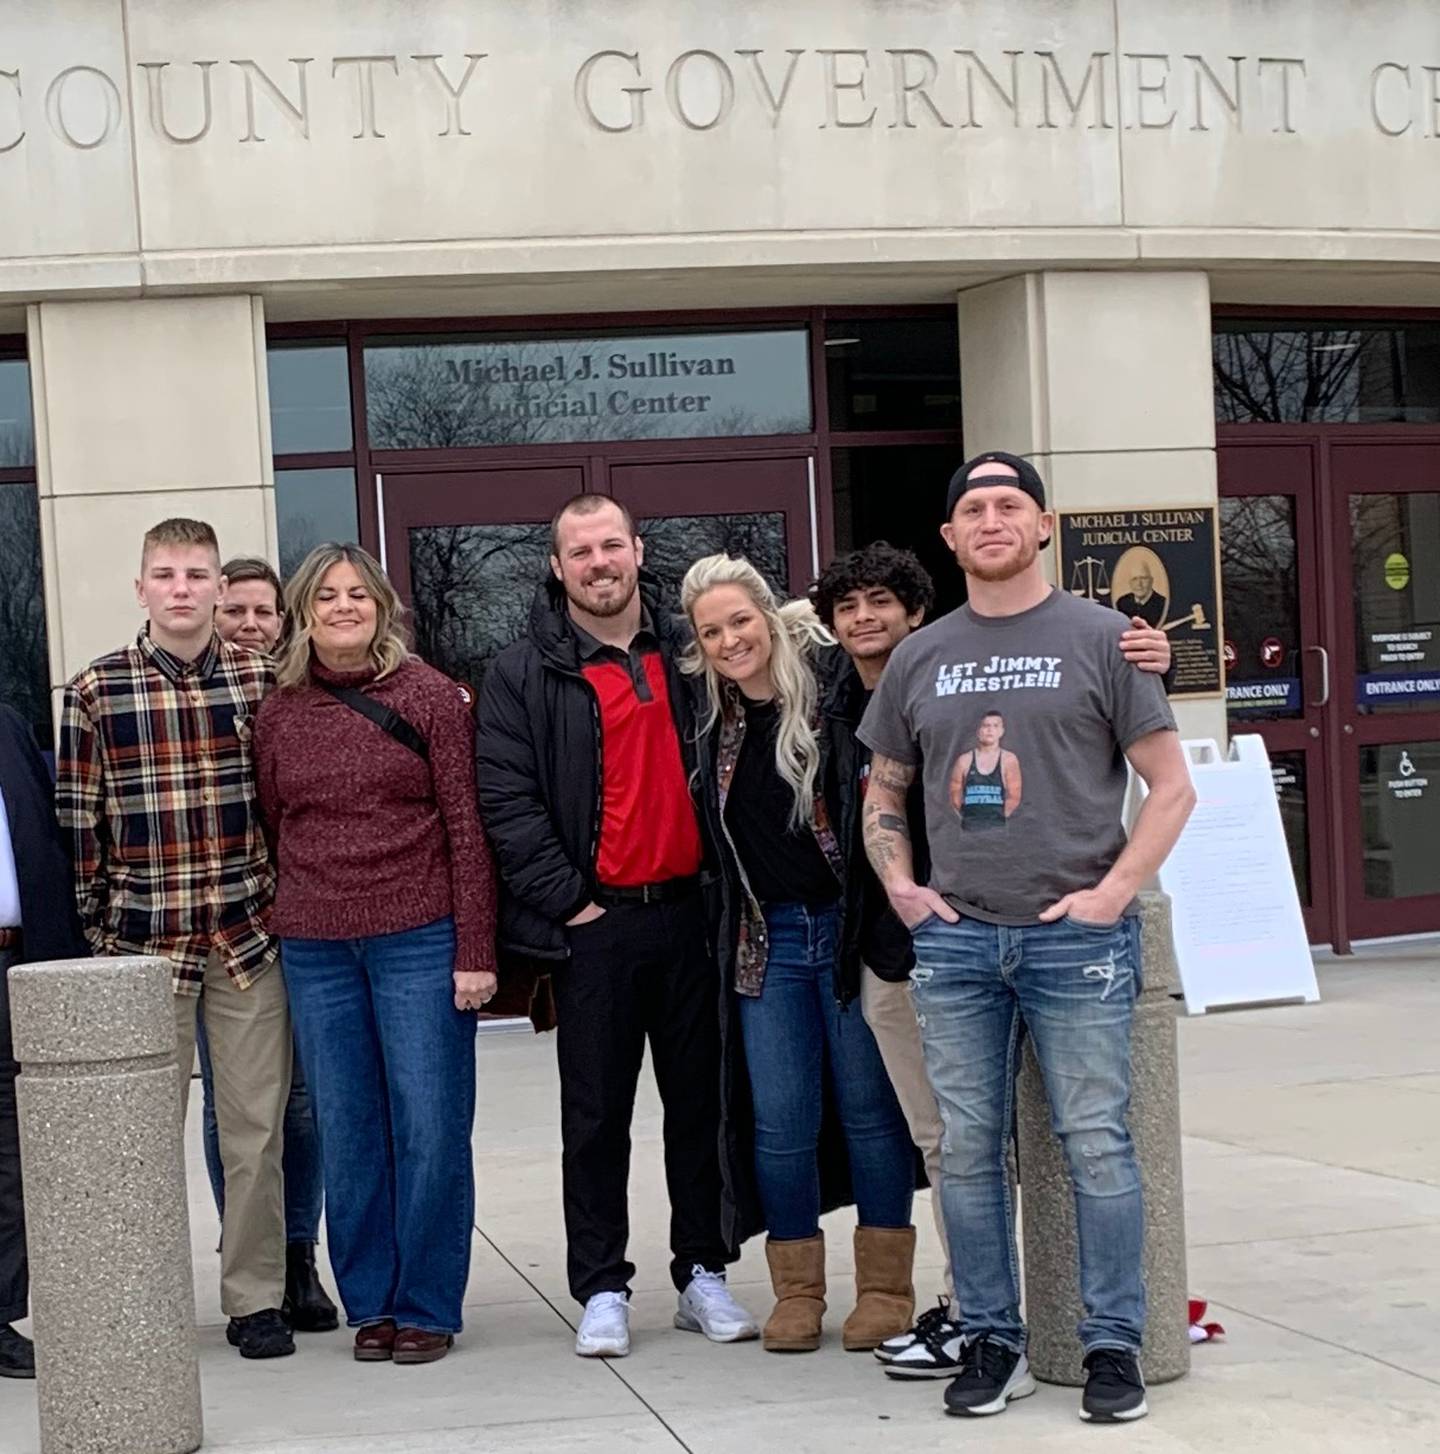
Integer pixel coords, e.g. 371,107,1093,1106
957,270,1225,747
1015,892,1190,1386
9,956,202,1454
25,295,276,719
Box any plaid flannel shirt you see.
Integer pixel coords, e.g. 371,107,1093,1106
56,629,277,994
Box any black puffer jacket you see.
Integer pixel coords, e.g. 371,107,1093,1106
474,574,766,1251
474,571,701,966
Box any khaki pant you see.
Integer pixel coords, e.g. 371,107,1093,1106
173,952,291,1318
860,965,953,1302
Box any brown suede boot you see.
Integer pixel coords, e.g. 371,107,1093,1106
841,1225,917,1352
762,1234,827,1352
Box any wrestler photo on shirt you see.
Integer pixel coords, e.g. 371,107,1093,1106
947,709,1022,831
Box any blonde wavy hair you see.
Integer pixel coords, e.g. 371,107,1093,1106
275,543,411,689
680,554,833,831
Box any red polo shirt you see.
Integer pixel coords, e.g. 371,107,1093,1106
576,626,703,887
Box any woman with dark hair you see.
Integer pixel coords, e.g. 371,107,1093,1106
255,543,498,1365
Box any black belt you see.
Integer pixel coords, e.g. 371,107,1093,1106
593,875,703,907
0,927,20,950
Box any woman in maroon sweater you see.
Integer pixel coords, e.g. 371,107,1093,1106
255,543,497,1366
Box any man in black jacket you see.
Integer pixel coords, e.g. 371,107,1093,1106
476,494,757,1360
0,703,89,1378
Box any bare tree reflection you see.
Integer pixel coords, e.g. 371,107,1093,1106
365,342,809,449
406,511,791,691
409,523,552,692
1214,326,1440,424
0,483,53,748
1219,494,1301,706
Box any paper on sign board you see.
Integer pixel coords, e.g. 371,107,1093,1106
1138,735,1318,1015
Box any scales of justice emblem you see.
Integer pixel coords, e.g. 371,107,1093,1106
1070,549,1212,635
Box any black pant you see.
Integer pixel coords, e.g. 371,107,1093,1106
0,945,26,1326
553,893,729,1303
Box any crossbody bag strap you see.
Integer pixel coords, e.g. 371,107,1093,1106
316,681,429,762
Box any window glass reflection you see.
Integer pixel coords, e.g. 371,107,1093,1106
0,358,35,468
0,483,53,750
1221,494,1303,721
275,468,359,579
267,342,353,455
1268,751,1311,906
825,317,961,432
1350,492,1440,713
364,331,812,449
1360,742,1440,901
1214,321,1440,424
631,512,789,606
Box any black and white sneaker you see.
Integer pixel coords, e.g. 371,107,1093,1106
883,1314,963,1380
874,1297,952,1366
943,1335,1036,1417
1080,1348,1148,1423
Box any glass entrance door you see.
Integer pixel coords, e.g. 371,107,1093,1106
379,453,816,692
1331,442,1440,939
1218,442,1333,942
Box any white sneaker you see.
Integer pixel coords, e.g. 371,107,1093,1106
674,1266,760,1343
576,1291,630,1357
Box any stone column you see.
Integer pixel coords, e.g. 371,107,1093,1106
25,294,276,717
1015,893,1190,1386
957,269,1225,747
10,956,202,1454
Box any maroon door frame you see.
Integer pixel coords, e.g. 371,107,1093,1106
1217,438,1335,945
1329,438,1440,940
1219,422,1440,950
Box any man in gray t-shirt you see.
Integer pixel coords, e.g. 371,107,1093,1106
861,587,1176,924
859,451,1196,1426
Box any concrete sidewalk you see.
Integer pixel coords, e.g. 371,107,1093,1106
5,952,1438,1453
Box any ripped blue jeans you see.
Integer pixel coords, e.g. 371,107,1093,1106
909,913,1145,1354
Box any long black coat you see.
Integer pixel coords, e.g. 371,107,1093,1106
0,705,87,966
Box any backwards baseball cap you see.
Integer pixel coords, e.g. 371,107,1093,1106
944,451,1048,520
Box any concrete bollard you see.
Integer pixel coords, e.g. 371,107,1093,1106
1016,892,1190,1386
9,956,202,1454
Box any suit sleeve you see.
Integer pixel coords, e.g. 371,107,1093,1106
54,680,110,952
475,656,589,925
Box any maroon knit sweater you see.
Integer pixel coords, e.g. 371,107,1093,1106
255,655,497,973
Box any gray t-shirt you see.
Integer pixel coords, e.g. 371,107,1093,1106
858,589,1176,926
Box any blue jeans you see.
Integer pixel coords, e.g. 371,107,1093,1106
281,917,476,1334
738,903,914,1240
197,1022,323,1245
910,914,1145,1354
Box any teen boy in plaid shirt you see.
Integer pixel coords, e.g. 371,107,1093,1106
56,518,295,1361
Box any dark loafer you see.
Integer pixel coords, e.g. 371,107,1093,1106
0,1324,35,1379
354,1320,398,1362
392,1327,454,1364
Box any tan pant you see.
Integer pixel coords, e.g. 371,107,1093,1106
860,965,953,1302
173,952,291,1318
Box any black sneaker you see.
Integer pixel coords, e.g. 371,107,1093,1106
0,1324,35,1380
884,1313,963,1380
874,1297,952,1366
226,1308,297,1360
1080,1347,1148,1423
944,1335,1036,1417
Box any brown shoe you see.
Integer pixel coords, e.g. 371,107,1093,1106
762,1233,827,1353
393,1327,454,1364
354,1320,397,1362
841,1225,916,1351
